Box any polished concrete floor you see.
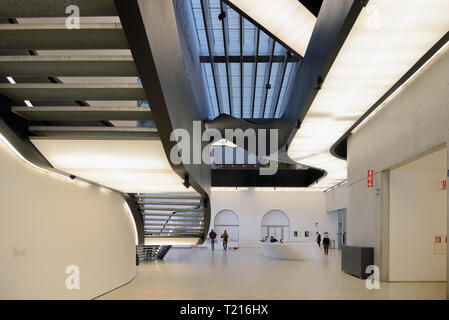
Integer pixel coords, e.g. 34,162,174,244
98,247,446,300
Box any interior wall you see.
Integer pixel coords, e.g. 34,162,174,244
389,148,447,281
208,189,337,247
326,183,348,212
346,43,449,280
0,140,136,299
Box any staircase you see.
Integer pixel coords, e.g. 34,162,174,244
136,245,171,262
135,193,205,245
0,0,210,260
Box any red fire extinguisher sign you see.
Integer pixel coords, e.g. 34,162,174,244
367,170,374,188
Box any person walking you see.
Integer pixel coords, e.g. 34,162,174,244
323,233,330,255
221,230,229,251
316,232,321,248
209,229,217,251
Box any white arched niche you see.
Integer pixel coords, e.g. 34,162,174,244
214,210,239,248
261,210,290,242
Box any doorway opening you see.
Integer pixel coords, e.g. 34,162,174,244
214,210,239,248
261,210,290,242
389,147,447,281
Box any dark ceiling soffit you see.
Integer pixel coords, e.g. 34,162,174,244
298,0,324,17
330,30,449,160
114,0,207,193
222,0,302,58
114,0,211,242
206,0,363,146
211,168,324,187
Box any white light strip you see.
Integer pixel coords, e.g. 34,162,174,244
1,132,139,245
288,0,449,189
254,187,327,192
351,38,449,134
0,133,69,179
211,187,249,192
6,76,34,107
6,76,16,84
124,202,139,245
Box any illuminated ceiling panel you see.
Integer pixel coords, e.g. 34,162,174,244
226,0,316,57
30,139,192,193
288,0,449,189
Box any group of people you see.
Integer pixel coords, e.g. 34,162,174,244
208,229,229,251
208,229,333,255
316,232,330,255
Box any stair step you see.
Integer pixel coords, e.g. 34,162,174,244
0,83,146,101
143,218,203,222
135,195,202,200
12,106,152,121
137,201,201,206
29,126,159,140
140,207,203,212
0,55,137,77
0,23,128,50
144,223,203,227
142,213,204,218
145,233,202,237
0,0,117,18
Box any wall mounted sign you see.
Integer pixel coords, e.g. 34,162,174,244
442,180,447,190
367,170,374,188
433,234,447,255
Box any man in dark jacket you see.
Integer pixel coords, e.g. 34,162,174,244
209,229,217,251
322,234,330,255
316,232,321,248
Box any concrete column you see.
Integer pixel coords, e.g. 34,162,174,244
380,170,390,282
447,144,449,300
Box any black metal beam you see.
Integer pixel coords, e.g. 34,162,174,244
272,52,289,118
261,39,276,118
251,28,260,118
201,0,223,115
298,0,324,17
114,0,211,244
220,1,233,116
239,15,243,118
202,55,300,63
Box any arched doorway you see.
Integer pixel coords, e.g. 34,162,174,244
214,210,239,248
261,210,290,242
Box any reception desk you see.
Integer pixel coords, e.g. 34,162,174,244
259,241,323,261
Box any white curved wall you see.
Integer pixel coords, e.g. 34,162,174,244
0,139,136,299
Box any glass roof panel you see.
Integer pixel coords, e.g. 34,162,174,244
189,0,301,119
